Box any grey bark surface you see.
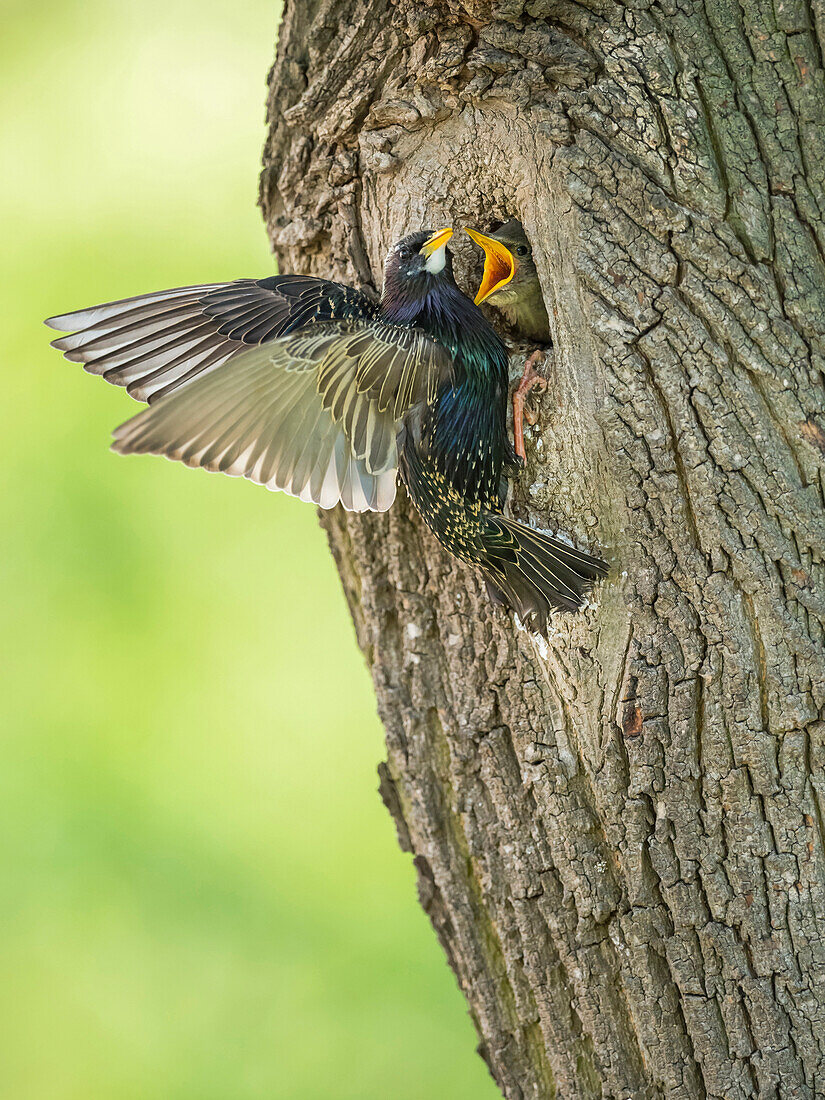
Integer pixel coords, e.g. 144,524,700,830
261,1,825,1097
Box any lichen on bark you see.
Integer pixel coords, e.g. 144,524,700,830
261,1,825,1096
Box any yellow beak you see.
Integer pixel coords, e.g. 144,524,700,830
465,228,516,304
419,227,454,257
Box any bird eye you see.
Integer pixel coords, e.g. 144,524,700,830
516,245,530,257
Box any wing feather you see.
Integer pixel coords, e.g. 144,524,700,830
45,284,226,331
46,276,377,403
111,344,397,513
94,290,453,515
286,319,452,469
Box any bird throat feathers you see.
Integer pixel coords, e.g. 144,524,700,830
382,276,497,352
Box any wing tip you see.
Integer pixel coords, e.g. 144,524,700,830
110,417,144,454
110,436,134,457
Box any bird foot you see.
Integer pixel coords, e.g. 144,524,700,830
513,349,547,461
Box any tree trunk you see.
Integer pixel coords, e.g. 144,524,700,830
260,1,825,1096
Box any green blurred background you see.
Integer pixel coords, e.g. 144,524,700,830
1,2,496,1095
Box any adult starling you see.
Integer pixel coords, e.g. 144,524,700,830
465,220,550,461
46,229,606,629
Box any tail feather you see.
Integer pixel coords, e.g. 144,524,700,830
481,515,608,634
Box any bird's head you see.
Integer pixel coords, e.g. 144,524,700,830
465,220,538,307
382,228,455,298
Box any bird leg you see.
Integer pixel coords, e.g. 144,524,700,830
512,349,547,462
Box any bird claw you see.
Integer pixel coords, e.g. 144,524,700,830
522,383,546,426
513,349,547,461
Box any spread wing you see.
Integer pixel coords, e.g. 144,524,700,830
45,276,377,404
111,319,453,513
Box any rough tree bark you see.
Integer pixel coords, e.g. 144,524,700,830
260,1,825,1096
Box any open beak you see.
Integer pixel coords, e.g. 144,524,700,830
465,228,516,304
419,227,453,257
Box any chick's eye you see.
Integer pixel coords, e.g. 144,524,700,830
515,245,530,257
